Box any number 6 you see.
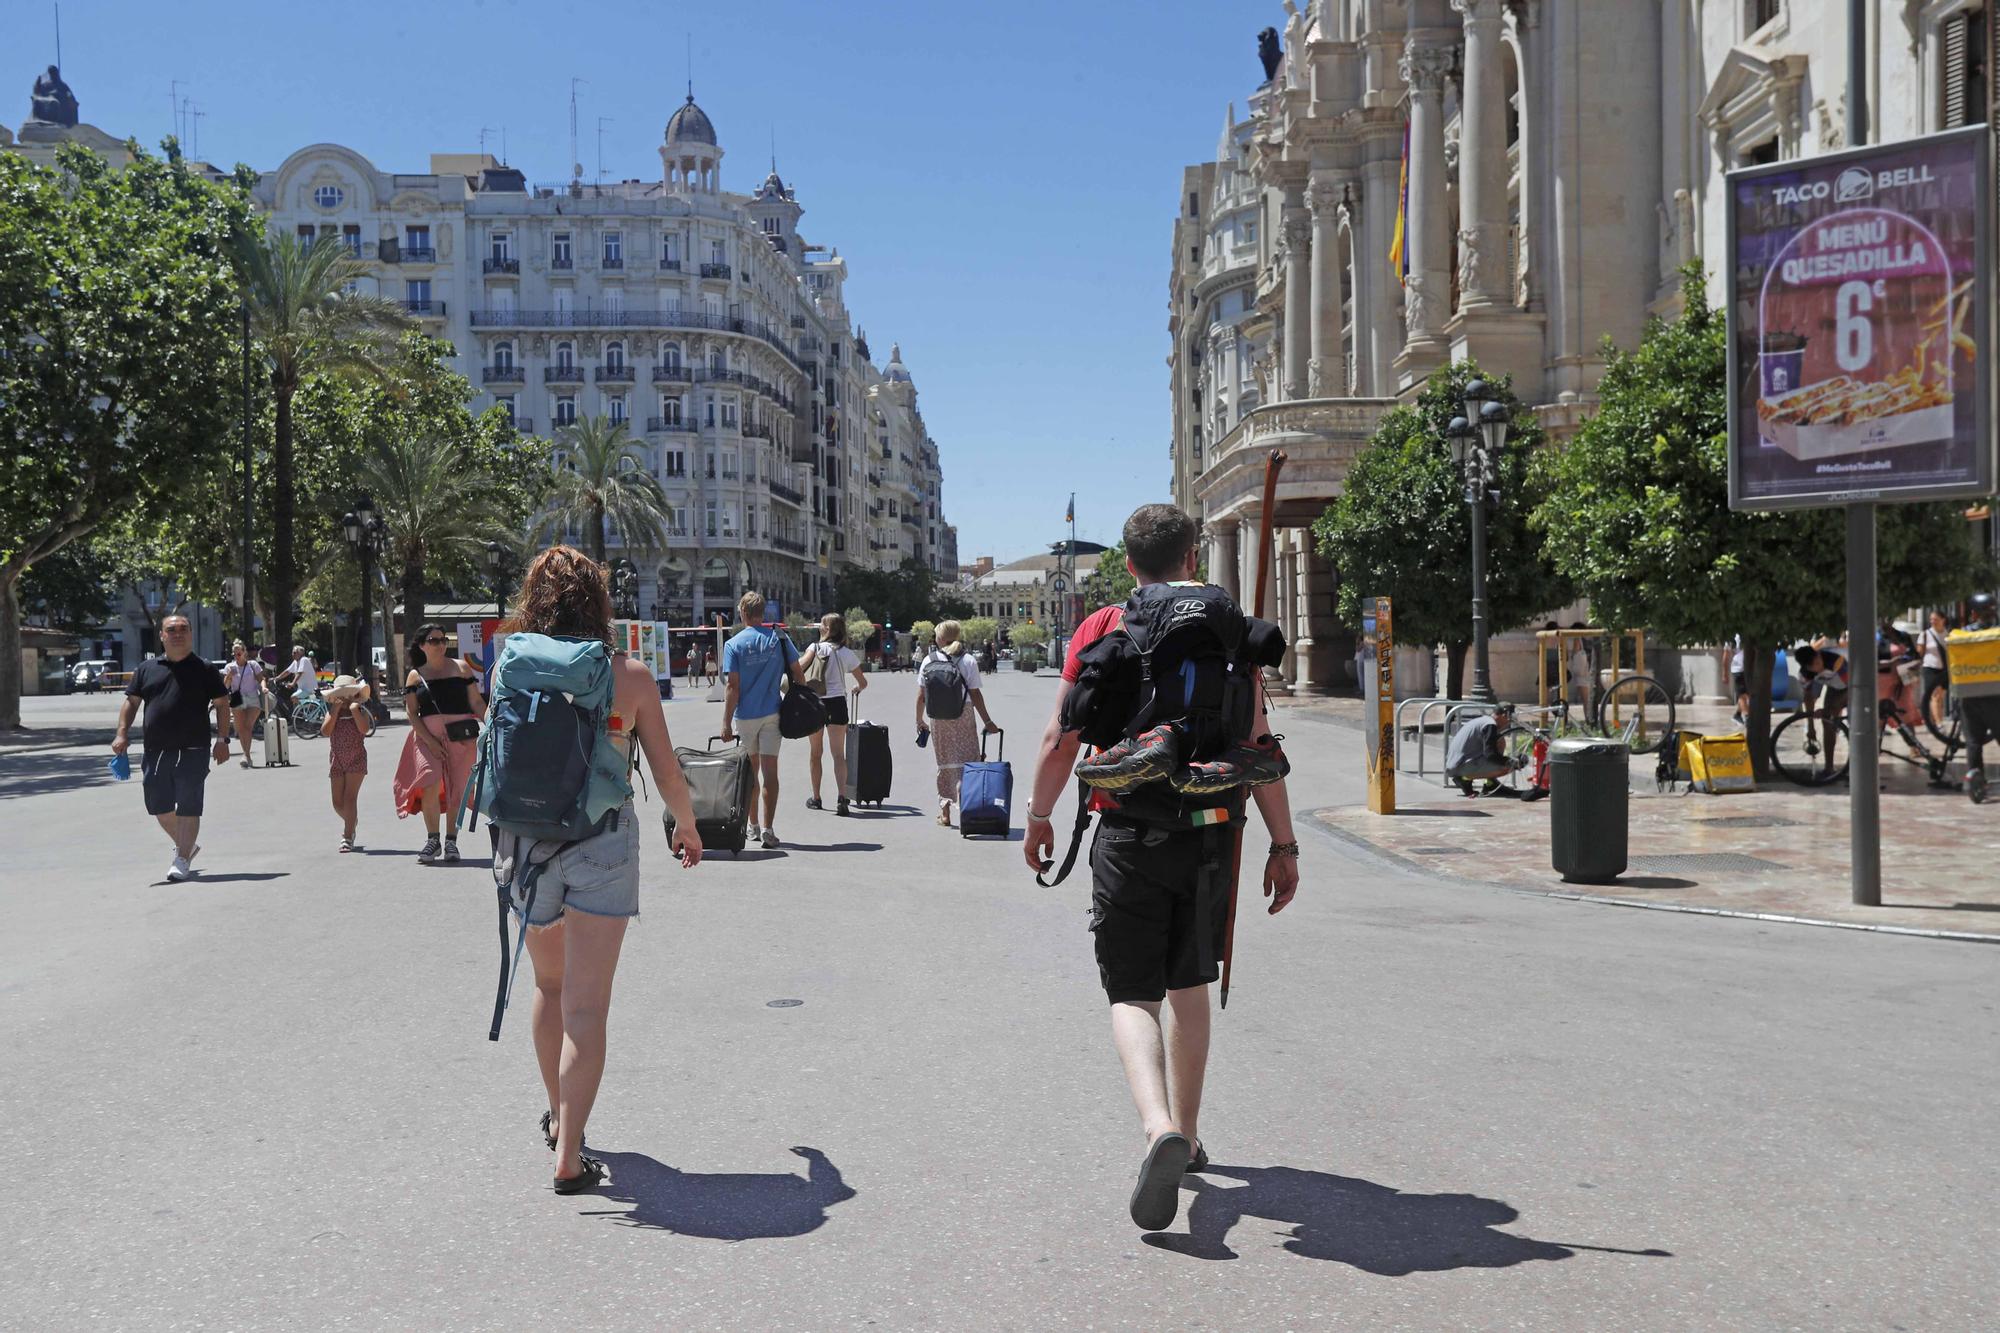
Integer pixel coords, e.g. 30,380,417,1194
1836,280,1874,373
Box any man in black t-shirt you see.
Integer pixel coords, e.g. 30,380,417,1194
112,614,231,882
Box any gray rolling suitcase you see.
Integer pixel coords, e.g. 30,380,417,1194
665,736,752,856
261,708,292,767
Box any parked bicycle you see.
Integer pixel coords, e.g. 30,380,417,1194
1481,674,1676,795
1769,689,1962,788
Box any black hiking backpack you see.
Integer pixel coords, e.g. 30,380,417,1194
921,649,970,719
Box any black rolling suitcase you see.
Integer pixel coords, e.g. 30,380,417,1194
666,736,753,856
845,718,892,806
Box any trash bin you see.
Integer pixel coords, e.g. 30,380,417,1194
1549,737,1628,884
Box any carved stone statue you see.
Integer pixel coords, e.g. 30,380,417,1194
1402,274,1433,336
29,65,78,128
1457,228,1485,301
1258,28,1282,82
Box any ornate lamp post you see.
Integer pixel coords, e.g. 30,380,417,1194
339,495,388,678
484,541,514,623
1448,379,1511,704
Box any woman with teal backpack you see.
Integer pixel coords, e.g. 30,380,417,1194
494,546,704,1195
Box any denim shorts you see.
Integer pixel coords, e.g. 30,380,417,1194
512,803,642,927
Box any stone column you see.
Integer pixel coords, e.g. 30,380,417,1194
1398,42,1455,357
1280,202,1313,400
1306,177,1345,398
1360,153,1403,393
1291,535,1323,693
1451,0,1509,309
1212,519,1241,601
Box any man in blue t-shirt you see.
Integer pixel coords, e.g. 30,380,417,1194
721,590,805,849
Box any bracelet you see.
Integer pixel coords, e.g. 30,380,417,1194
1268,841,1300,858
1027,809,1053,823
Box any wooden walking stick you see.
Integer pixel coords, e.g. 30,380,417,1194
1219,448,1286,1010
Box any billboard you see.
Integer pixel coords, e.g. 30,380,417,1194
1726,128,1992,510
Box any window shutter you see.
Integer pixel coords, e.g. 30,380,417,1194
1942,13,1971,129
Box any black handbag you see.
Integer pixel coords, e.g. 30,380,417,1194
419,673,482,742
778,679,827,739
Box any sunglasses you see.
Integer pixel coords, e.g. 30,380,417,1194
423,636,451,645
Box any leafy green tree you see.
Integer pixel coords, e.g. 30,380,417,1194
1535,267,1992,775
933,589,974,620
240,229,412,656
910,619,936,650
0,142,253,727
961,616,998,650
19,543,116,635
535,415,671,564
1313,361,1571,698
842,606,879,655
1089,541,1137,611
835,558,939,628
361,426,514,649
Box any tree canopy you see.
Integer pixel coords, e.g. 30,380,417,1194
835,557,939,628
0,141,255,726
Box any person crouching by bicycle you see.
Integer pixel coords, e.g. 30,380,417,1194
1446,701,1521,797
321,674,373,852
1792,644,1848,776
394,623,485,864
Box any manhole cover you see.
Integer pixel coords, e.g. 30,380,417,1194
1628,852,1789,875
1406,846,1473,855
1692,816,1802,829
766,999,803,1008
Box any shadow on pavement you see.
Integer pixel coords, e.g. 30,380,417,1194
0,726,115,754
1145,1164,1671,1271
1609,876,1698,890
776,841,885,853
843,804,923,818
580,1145,855,1240
1390,808,1494,818
150,872,291,885
0,750,118,800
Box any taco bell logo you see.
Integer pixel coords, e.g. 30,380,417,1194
1835,167,1875,203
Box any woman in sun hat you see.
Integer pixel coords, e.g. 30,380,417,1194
321,673,374,852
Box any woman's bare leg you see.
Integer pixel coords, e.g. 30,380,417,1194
233,711,254,763
808,730,825,802
554,910,628,1179
828,723,849,797
524,916,566,1145
419,784,442,836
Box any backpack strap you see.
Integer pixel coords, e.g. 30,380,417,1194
488,829,566,1041
1035,776,1094,889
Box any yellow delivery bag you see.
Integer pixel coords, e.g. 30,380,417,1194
1946,627,2000,700
1679,732,1754,794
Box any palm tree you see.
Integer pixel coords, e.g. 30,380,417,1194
357,431,512,650
535,416,672,564
240,230,410,652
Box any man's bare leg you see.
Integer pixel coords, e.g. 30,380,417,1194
1164,984,1212,1150
176,815,200,862
760,754,781,833
1110,1000,1179,1143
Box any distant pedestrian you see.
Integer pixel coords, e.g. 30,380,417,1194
394,622,485,864
276,643,318,712
917,620,999,827
802,612,867,816
112,613,231,882
321,674,373,852
499,545,703,1194
1921,611,1951,729
720,591,804,849
221,640,265,768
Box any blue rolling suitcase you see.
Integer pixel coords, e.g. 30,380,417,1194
959,730,1012,837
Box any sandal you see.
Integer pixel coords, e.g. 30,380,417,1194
1129,1132,1191,1231
1186,1140,1210,1174
339,837,353,853
553,1155,607,1195
540,1109,584,1152
936,810,952,827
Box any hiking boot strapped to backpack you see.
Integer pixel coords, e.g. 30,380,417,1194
462,633,633,1040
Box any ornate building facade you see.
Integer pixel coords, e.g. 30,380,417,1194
1172,0,1996,695
252,93,952,623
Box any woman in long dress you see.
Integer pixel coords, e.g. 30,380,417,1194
915,620,1000,827
393,622,484,864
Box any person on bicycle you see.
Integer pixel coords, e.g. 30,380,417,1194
1446,701,1521,797
1793,644,1848,775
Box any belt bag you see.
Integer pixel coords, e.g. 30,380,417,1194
443,718,480,742
228,690,243,708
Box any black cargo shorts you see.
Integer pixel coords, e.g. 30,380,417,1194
1088,817,1235,1004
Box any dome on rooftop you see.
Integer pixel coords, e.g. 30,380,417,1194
884,343,912,382
756,169,787,198
666,94,717,147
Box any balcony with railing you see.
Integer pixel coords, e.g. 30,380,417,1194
506,418,533,434
742,421,773,442
645,415,693,434
699,262,733,280
551,255,573,270
483,256,520,274
652,364,692,384
393,246,437,263
768,480,805,506
771,533,807,556
1193,395,1394,527
595,364,635,383
659,257,682,271
468,308,797,366
544,366,584,383
601,255,624,270
482,364,525,383
404,299,446,317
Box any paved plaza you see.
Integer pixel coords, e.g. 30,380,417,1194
3,670,1996,1330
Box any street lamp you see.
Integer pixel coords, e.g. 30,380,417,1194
340,494,388,679
1449,380,1509,704
484,540,514,622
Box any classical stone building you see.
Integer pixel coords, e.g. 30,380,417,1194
1172,0,1996,696
250,92,952,624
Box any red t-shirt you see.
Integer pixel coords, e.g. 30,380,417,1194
1062,605,1126,813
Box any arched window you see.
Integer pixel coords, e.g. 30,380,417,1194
494,340,514,370
702,557,731,601
709,347,725,374
555,341,575,371
657,558,690,599
662,341,682,370
660,397,682,426
605,340,626,372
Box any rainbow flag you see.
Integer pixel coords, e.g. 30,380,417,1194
1388,121,1410,283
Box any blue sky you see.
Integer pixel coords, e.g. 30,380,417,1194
16,0,1272,562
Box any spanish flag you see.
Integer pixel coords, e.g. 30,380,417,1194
1388,121,1410,283
1065,493,1074,524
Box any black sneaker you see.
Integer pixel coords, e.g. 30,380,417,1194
417,836,441,865
1078,723,1181,792
1169,734,1290,795
1969,769,1988,805
442,836,461,863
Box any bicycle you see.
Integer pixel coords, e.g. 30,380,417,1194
290,694,329,739
1769,692,1962,788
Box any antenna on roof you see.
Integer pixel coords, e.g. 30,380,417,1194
191,104,204,160
569,77,585,185
478,126,494,159
169,79,185,142
686,34,693,98
54,1,61,68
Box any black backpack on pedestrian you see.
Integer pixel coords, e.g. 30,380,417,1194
921,649,969,719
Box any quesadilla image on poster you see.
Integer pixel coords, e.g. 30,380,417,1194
1755,208,1967,461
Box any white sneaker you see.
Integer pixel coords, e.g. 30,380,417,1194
166,856,190,882
748,824,761,843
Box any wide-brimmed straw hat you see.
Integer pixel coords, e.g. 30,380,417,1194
325,674,368,701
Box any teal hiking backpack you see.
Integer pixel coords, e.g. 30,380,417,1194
463,633,633,1040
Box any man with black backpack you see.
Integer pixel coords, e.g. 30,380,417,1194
1023,503,1300,1234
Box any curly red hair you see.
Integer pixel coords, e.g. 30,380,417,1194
510,545,614,646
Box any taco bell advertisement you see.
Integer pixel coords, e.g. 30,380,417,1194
1726,128,1992,509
